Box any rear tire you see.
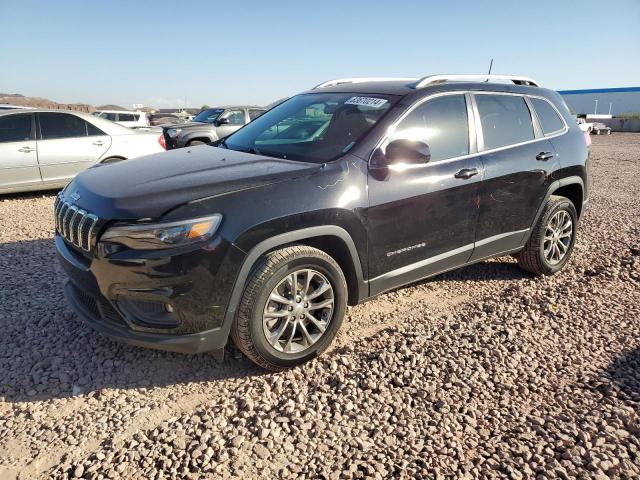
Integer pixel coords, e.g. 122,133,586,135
231,245,347,370
516,196,578,276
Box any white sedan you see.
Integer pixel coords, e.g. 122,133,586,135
0,109,167,194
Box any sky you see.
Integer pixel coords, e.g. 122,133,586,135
1,0,639,109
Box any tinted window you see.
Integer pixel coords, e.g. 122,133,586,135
86,121,106,136
193,108,224,123
249,109,265,120
224,93,394,163
0,114,32,143
476,94,534,150
117,114,135,122
531,97,564,135
388,95,469,162
224,110,245,125
39,113,88,140
101,113,117,121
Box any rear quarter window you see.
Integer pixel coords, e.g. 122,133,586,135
531,97,565,135
476,94,534,150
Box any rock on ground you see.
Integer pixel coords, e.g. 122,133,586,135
0,134,638,479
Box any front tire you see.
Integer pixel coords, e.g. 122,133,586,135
187,140,206,147
231,246,347,370
516,196,578,275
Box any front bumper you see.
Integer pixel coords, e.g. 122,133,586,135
64,281,227,353
56,233,245,354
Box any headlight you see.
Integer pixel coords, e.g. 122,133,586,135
167,128,182,138
100,214,222,250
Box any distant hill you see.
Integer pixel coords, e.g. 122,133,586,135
96,104,127,111
0,93,94,112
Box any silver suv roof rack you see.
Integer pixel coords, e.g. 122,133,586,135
313,77,417,89
414,74,540,89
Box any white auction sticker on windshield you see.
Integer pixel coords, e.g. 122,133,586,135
344,96,388,108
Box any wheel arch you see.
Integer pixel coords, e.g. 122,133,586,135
221,226,367,339
553,182,584,218
187,137,213,146
183,131,216,144
99,155,127,164
523,176,585,247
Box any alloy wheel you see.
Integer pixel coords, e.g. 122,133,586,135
262,269,334,353
543,210,573,265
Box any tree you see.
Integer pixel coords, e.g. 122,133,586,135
201,104,210,110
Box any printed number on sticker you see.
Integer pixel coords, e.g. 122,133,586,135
345,97,388,108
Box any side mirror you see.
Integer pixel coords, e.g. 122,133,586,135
215,117,230,126
385,139,431,164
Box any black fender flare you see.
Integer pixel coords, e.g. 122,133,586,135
220,226,367,335
522,176,585,245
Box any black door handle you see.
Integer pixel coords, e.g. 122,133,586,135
536,151,554,161
454,168,478,179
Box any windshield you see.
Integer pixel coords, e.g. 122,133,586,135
223,93,396,163
193,108,224,123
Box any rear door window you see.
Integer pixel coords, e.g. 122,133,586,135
475,94,534,150
39,113,89,140
0,114,33,143
117,114,135,122
530,97,565,135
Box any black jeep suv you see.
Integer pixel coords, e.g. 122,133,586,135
55,75,589,370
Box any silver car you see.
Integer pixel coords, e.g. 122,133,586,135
0,109,167,194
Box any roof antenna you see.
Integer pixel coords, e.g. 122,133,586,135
486,58,493,81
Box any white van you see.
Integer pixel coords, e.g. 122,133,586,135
92,110,149,128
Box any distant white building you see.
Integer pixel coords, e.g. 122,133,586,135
559,87,640,116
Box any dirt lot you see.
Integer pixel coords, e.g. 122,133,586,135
0,134,639,479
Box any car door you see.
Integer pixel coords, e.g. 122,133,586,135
367,93,483,296
36,112,110,184
0,112,42,191
215,109,247,138
469,93,558,260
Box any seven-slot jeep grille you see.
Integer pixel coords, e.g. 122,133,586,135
54,193,100,252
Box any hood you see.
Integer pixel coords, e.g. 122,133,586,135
165,122,210,130
66,146,322,219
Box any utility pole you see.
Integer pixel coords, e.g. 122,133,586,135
594,100,598,115
609,102,613,115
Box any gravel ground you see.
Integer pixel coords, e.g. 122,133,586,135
0,134,638,479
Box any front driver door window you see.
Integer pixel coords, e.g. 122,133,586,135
216,109,247,138
367,94,483,295
37,113,110,184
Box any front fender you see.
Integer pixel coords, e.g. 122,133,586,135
219,224,368,340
